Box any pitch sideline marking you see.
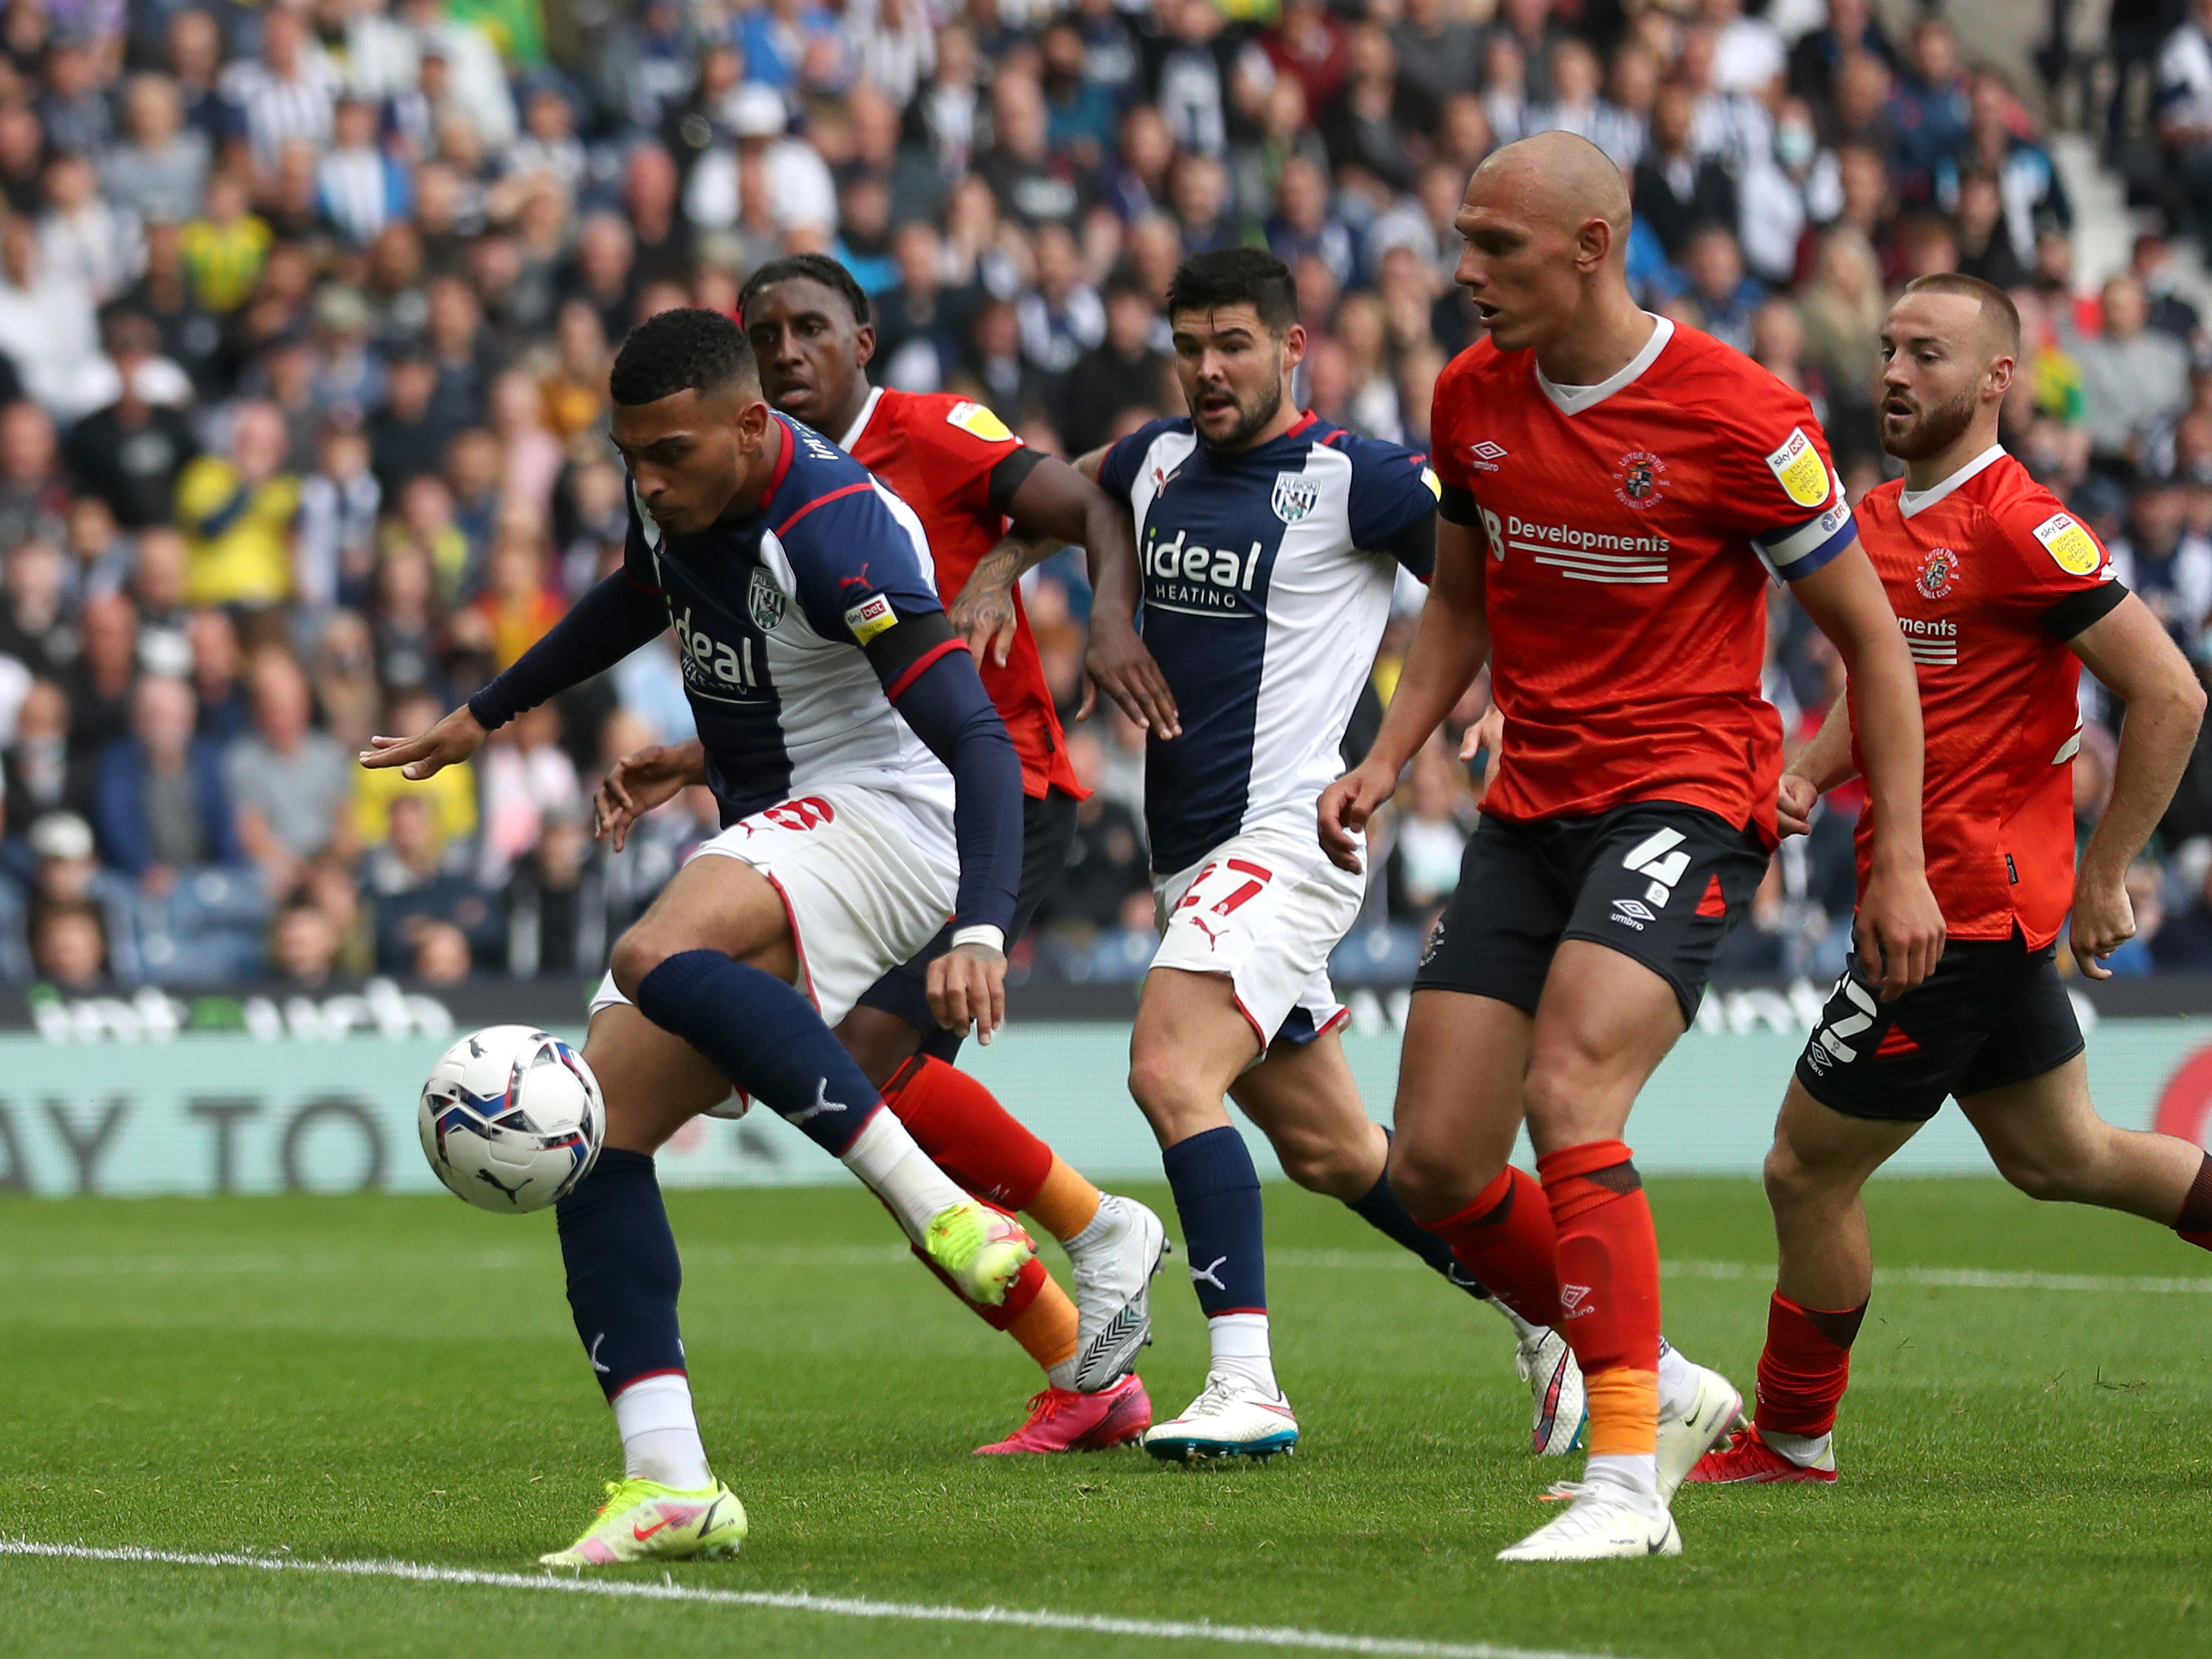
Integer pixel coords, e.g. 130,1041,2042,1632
0,1540,1628,1659
14,1248,2211,1296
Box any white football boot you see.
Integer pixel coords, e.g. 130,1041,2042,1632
1655,1360,1747,1502
1065,1193,1169,1391
1142,1373,1300,1462
1496,1482,1682,1562
1515,1327,1587,1456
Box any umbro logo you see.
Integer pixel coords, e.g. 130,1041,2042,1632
1468,440,1508,472
1611,897,1653,930
1561,1284,1593,1317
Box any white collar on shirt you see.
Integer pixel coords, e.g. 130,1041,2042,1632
1898,443,2005,519
836,385,884,452
1536,315,1675,417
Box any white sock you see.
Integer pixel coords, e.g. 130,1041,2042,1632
840,1107,968,1243
1656,1336,1699,1421
1207,1311,1277,1394
611,1373,712,1490
1583,1451,1659,1505
1761,1427,1830,1466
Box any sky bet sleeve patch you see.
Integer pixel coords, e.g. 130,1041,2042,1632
843,592,898,643
1764,427,1833,510
2031,510,2103,576
946,400,1015,443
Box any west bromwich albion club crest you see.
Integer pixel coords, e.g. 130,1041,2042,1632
1271,472,1320,524
1915,547,1961,600
746,566,787,631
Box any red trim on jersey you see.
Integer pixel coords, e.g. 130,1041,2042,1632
884,638,968,701
757,420,794,514
1317,1005,1351,1038
609,1367,689,1396
1285,409,1319,439
1231,991,1269,1050
775,479,873,539
623,568,663,595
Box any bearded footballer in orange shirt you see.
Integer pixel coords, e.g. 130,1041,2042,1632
1688,277,2212,1486
591,254,1180,1455
1320,133,1945,1560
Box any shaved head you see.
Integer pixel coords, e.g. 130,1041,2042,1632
1470,131,1631,251
1451,129,1641,361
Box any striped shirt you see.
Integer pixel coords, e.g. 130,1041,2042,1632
219,56,337,172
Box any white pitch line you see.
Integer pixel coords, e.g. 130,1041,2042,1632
1662,1259,2212,1295
13,1248,2210,1296
0,1540,1625,1659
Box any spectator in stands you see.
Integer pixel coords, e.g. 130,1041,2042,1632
2133,231,2204,345
226,649,355,890
2077,275,2193,478
103,73,210,227
177,400,301,608
1788,0,1894,110
1385,733,1473,927
367,790,497,981
66,311,202,532
29,893,106,988
2158,0,2212,242
66,592,139,758
1680,222,1762,355
1634,79,1736,261
270,887,343,986
2112,476,2212,651
1064,271,1170,456
92,673,241,890
1391,0,1481,116
1884,18,1970,208
1035,729,1149,938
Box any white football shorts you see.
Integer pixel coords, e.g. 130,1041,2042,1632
1150,823,1363,1049
590,783,958,1038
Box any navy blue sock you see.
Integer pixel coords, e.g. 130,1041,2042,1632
556,1148,685,1399
635,950,884,1156
1162,1126,1266,1317
1349,1167,1493,1301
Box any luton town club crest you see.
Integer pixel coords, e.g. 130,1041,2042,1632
1915,547,1960,600
1271,472,1320,524
1613,449,1669,510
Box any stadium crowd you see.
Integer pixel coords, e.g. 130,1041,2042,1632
2,0,2212,993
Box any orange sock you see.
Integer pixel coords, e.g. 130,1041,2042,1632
1538,1139,1662,1459
1419,1165,1561,1328
883,1056,1053,1210
1006,1277,1079,1378
1028,1156,1103,1243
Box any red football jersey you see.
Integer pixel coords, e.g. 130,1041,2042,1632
838,387,1083,800
1431,319,1857,845
1850,448,2119,947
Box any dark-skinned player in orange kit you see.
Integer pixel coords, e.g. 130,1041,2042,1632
590,254,1180,1455
1318,133,1946,1560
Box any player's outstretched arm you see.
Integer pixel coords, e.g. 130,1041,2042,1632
1318,515,1490,873
363,571,668,781
2068,593,2207,977
1791,542,1945,998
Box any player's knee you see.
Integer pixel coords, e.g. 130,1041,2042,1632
1521,1062,1616,1146
609,924,685,1002
1991,1146,2076,1203
1271,1124,1363,1199
1385,1136,1488,1222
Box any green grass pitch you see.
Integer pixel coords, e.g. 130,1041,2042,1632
2,1176,2207,1659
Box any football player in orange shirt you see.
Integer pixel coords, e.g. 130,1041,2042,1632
1688,276,2212,1486
592,254,1177,1455
1319,133,1944,1560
